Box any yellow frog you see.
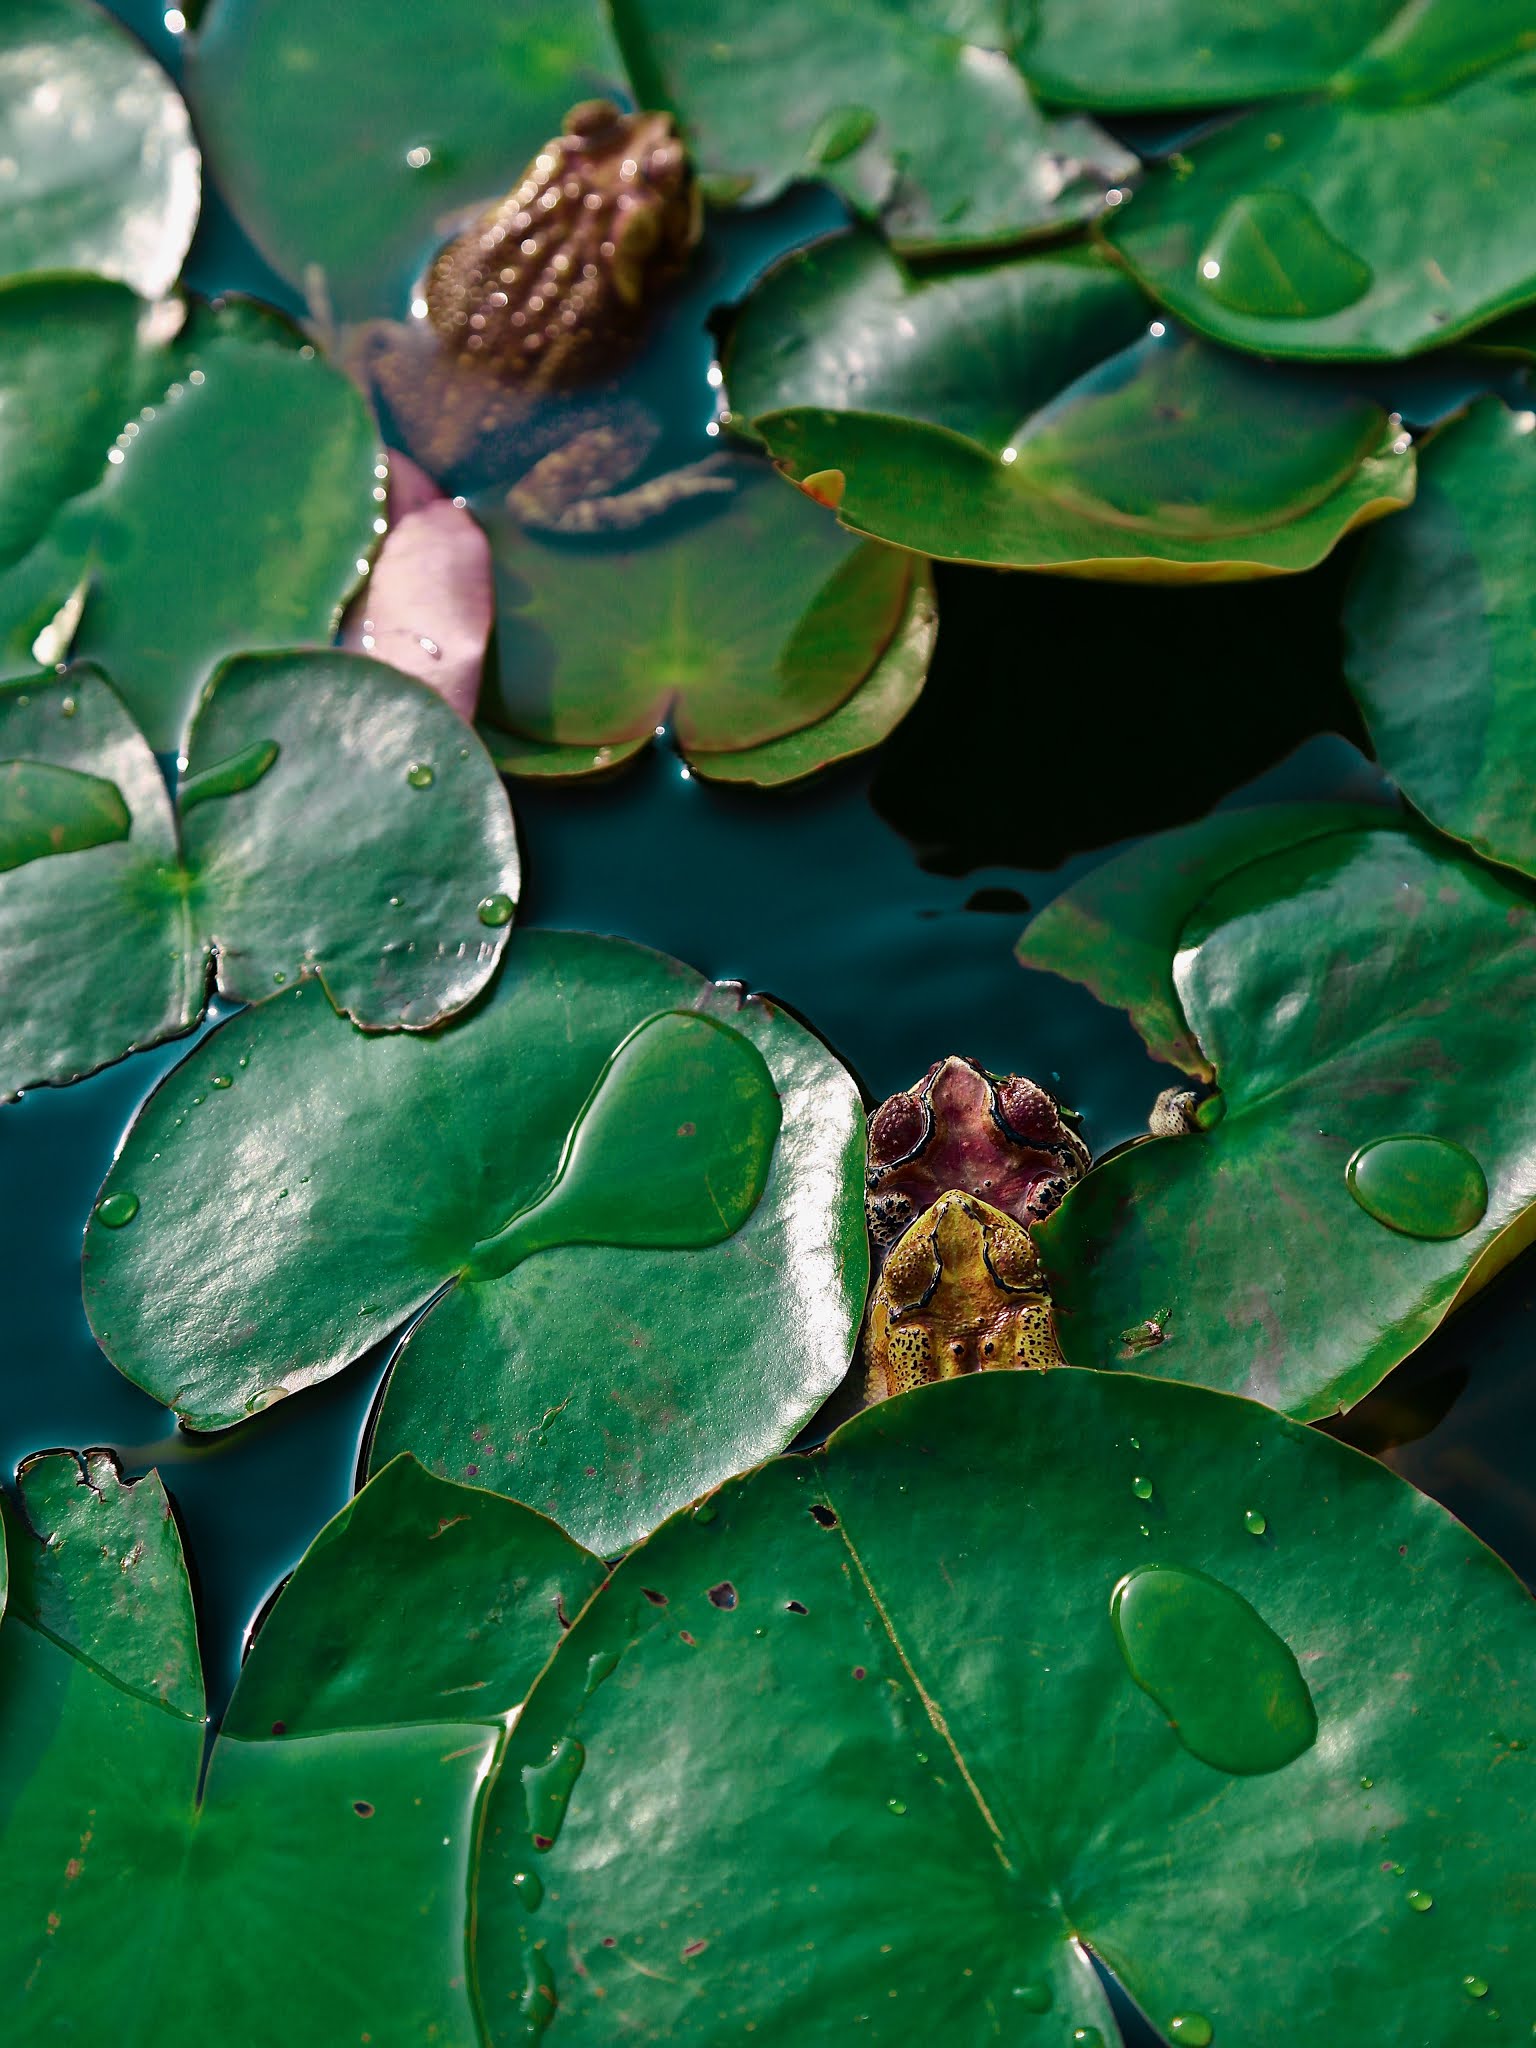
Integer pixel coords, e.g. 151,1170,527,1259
863,1188,1063,1405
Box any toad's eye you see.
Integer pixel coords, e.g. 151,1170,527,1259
641,141,685,189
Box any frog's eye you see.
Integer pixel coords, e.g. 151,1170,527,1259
640,140,687,193
564,99,622,141
868,1090,927,1165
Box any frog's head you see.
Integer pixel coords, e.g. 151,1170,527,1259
425,100,701,386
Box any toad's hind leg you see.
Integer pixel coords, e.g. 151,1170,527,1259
508,418,735,534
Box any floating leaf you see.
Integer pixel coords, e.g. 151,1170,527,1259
1108,29,1536,359
0,0,200,295
61,327,381,750
610,0,1136,252
0,759,128,872
85,931,867,1552
475,1370,1536,2043
1343,398,1536,877
1024,812,1536,1417
1017,0,1397,109
723,230,1150,450
0,1450,600,2041
481,462,921,773
340,451,492,722
759,328,1416,579
187,0,626,318
0,654,517,1094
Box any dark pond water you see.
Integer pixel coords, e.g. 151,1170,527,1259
4,18,1534,2037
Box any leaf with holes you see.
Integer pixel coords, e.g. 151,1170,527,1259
0,653,517,1095
473,1368,1536,2045
0,1449,600,2043
1023,810,1536,1416
85,930,867,1550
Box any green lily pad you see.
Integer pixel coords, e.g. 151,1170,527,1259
0,275,163,674
1343,398,1536,878
480,462,922,773
759,328,1416,579
59,326,381,750
1017,0,1398,110
1108,28,1536,360
187,0,625,319
85,931,868,1550
1023,812,1536,1417
475,1369,1536,2043
722,229,1151,450
610,0,1136,253
0,757,129,871
0,0,200,295
0,1449,601,2042
0,654,517,1095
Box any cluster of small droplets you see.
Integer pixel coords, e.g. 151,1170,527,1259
425,118,655,385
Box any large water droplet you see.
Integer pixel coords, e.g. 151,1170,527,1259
478,892,515,927
1461,1975,1488,2000
512,1868,545,1911
1243,1509,1267,1537
1345,1134,1487,1240
1011,1983,1052,2012
467,1011,781,1281
1111,1562,1317,1776
1168,2015,1214,2045
178,737,280,815
1071,2030,1105,2047
1131,1475,1154,1501
523,1735,586,1850
1407,1889,1434,1913
518,1941,558,2041
94,1190,139,1229
1196,191,1373,319
406,760,435,789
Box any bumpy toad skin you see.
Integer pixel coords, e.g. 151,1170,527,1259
865,1055,1090,1266
351,101,733,530
863,1189,1063,1404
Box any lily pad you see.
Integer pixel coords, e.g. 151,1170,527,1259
60,325,381,750
0,0,200,296
722,229,1151,450
1108,28,1536,360
1343,398,1536,878
0,1448,601,2042
759,327,1416,579
480,461,922,772
0,653,518,1095
475,1369,1536,2043
1017,0,1398,110
84,931,868,1551
187,0,626,319
610,0,1136,252
1023,812,1536,1417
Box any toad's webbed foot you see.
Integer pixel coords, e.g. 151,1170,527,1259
508,422,735,535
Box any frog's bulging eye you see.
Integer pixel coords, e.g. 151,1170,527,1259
564,98,623,141
641,141,687,193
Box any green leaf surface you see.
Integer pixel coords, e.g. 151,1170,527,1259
61,330,381,750
0,0,200,296
610,0,1136,253
482,463,919,770
689,560,937,788
1017,0,1398,109
722,230,1151,451
0,655,517,1095
0,275,160,673
1108,31,1536,360
85,931,868,1551
475,1369,1536,2044
1343,399,1536,878
0,1450,601,2045
0,758,128,872
1032,818,1536,1417
187,0,626,318
1017,801,1397,1073
759,330,1416,579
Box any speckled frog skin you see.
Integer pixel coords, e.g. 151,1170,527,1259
351,100,734,531
863,1189,1064,1403
865,1055,1090,1268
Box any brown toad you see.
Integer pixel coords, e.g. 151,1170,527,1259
350,100,734,532
863,1188,1063,1403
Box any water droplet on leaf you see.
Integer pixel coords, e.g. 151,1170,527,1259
1463,1977,1489,2000
406,761,435,789
523,1735,586,1850
1168,2017,1214,2046
478,892,515,927
94,1190,139,1229
1196,191,1373,318
1244,1509,1267,1536
1345,1134,1487,1240
1011,1983,1052,2012
1408,1889,1434,1913
1111,1562,1318,1775
1132,1475,1154,1501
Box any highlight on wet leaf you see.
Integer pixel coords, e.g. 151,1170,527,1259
83,930,867,1554
0,654,518,1095
472,1370,1536,2044
1022,807,1536,1418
